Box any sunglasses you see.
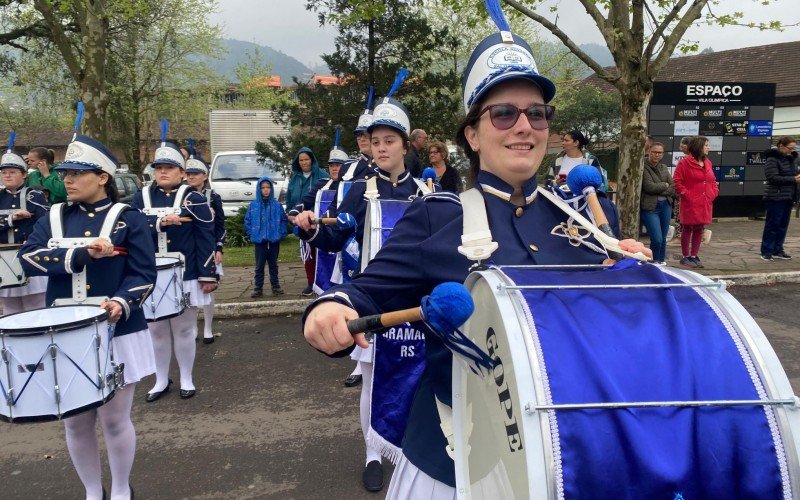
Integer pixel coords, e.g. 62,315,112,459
478,103,555,131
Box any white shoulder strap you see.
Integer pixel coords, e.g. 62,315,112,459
50,203,65,239
142,184,153,209
174,184,190,209
458,188,498,263
365,176,379,199
99,203,129,240
412,178,432,195
19,187,27,212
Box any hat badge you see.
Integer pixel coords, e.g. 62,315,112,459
375,106,398,119
488,46,533,69
66,144,84,159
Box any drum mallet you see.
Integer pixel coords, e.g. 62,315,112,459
310,212,356,228
422,167,436,191
566,165,623,260
346,282,474,336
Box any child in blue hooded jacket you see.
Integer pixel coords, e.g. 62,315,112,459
244,176,288,296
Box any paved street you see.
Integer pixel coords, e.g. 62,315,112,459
0,283,799,499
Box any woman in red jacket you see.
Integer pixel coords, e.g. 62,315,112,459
673,136,719,268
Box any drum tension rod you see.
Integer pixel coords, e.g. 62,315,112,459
525,398,799,413
500,281,728,291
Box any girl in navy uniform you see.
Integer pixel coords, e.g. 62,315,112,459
296,69,437,493
131,134,217,402
300,3,649,497
0,133,50,314
184,145,225,345
20,133,157,500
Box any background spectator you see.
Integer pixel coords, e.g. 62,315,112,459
674,136,718,268
245,177,288,297
548,130,608,191
426,140,462,193
640,142,674,264
404,128,427,177
759,136,799,261
25,147,67,203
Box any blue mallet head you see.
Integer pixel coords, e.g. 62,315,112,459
336,212,356,229
422,167,436,182
421,282,474,334
566,164,603,194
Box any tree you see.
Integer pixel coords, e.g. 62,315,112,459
445,0,788,237
550,84,621,147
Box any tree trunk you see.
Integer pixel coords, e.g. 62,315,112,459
367,18,375,87
615,86,651,239
81,0,109,140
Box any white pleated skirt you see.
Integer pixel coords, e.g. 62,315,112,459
216,263,224,277
385,453,456,500
350,342,374,363
0,275,48,298
112,328,156,384
184,279,214,307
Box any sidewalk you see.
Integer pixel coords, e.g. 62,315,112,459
214,219,800,307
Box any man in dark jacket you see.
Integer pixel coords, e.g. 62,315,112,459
403,128,427,177
760,136,800,261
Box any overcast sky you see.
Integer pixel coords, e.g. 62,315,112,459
211,0,799,67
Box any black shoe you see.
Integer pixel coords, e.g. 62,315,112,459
250,289,263,298
203,336,215,344
272,286,285,295
362,460,384,492
301,284,314,296
180,389,196,399
690,256,704,268
145,379,172,403
774,252,792,260
344,374,362,387
679,257,697,268
760,254,774,261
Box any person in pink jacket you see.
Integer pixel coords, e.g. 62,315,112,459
673,136,719,268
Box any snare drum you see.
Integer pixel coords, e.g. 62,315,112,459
143,256,186,321
454,263,800,498
0,306,118,422
0,243,27,289
361,198,412,272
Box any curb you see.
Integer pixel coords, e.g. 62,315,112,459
207,271,800,319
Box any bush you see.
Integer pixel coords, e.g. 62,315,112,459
225,206,249,247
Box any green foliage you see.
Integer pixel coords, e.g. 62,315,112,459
225,206,250,248
550,84,622,146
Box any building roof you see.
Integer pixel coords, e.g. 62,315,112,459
583,41,800,101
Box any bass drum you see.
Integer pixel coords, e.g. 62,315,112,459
453,263,800,499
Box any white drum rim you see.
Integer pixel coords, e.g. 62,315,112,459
155,256,183,270
0,305,108,336
1,392,116,424
0,243,23,250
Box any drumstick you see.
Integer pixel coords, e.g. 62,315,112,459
422,167,436,191
566,165,623,260
310,217,337,225
86,245,128,256
346,282,474,335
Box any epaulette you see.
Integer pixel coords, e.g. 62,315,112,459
421,191,461,204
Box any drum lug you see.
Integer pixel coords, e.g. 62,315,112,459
109,362,126,390
5,389,13,406
524,402,535,415
49,344,57,359
54,385,61,405
1,346,7,363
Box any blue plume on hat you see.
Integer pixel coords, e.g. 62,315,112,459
187,137,196,158
386,68,409,98
160,119,169,145
6,130,15,153
334,125,341,148
365,85,374,109
422,167,436,182
484,0,511,32
73,101,84,137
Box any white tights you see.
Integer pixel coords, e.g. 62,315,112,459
148,308,198,392
359,361,381,465
202,294,214,339
0,292,46,315
64,384,137,500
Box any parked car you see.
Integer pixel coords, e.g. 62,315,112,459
115,172,142,204
209,151,288,216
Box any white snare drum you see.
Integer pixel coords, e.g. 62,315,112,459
454,264,800,499
0,243,27,290
0,306,120,422
361,198,412,272
144,256,186,322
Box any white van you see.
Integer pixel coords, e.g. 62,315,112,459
209,151,287,217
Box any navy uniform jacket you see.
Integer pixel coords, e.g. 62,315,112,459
288,178,340,217
299,169,434,260
19,198,157,336
203,189,226,253
0,188,49,244
302,170,620,486
130,184,216,282
341,154,375,181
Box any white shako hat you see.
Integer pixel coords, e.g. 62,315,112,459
55,102,119,176
367,68,411,137
354,86,375,134
184,138,208,174
0,131,26,170
327,126,349,164
461,0,556,113
153,118,185,169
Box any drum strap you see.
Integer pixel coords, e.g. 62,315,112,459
435,396,456,460
411,178,431,196
143,184,190,210
365,176,379,199
6,187,27,244
458,188,498,263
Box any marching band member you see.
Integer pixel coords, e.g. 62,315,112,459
296,68,437,493
20,133,157,500
131,127,217,402
0,132,49,314
183,142,225,345
341,86,377,182
300,2,650,497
